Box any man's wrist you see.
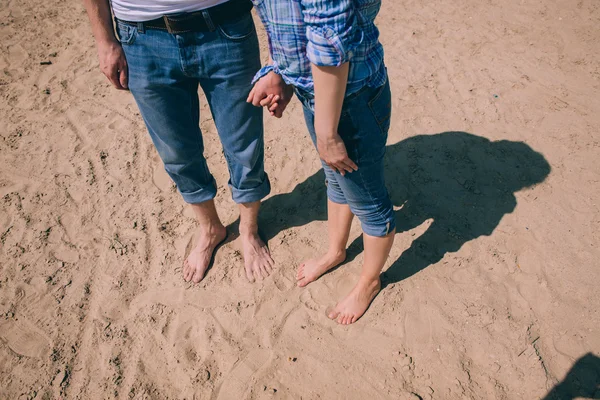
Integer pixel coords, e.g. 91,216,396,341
96,35,119,47
252,65,277,84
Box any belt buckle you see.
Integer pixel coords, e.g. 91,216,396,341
163,16,175,34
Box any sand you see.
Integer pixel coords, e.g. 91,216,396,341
1,0,599,399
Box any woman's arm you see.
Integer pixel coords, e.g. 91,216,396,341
300,0,362,173
312,63,357,175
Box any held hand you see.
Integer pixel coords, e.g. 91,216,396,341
258,94,289,118
247,71,293,118
97,40,129,90
317,133,358,176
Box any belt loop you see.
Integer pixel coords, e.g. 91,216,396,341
137,22,145,34
201,10,216,31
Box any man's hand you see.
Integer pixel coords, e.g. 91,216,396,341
82,0,128,89
247,71,292,118
97,40,129,90
317,132,358,176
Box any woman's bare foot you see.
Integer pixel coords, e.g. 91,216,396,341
241,232,274,282
327,277,381,325
296,250,346,287
183,224,227,283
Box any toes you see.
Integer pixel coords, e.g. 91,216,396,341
183,261,191,281
267,255,275,270
245,267,255,282
263,261,273,275
328,309,340,320
350,314,358,324
298,274,315,287
260,264,271,278
256,265,266,280
191,267,205,283
263,248,275,268
337,313,352,325
297,277,309,287
253,268,262,281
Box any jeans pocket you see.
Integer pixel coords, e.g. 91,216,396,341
367,79,391,134
217,12,255,42
338,86,388,165
116,22,137,45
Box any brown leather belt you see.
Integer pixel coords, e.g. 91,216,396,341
116,0,253,34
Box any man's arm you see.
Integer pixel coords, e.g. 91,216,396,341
82,0,129,90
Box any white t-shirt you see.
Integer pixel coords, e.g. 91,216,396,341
111,0,230,22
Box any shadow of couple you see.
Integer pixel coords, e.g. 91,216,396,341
229,132,600,400
240,131,551,288
225,131,550,287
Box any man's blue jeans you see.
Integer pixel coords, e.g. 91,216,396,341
297,76,396,237
116,12,270,204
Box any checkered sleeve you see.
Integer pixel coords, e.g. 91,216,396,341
252,65,276,84
300,0,364,67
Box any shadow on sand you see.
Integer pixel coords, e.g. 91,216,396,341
543,353,600,399
235,131,551,286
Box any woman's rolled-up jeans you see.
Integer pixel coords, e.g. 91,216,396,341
296,75,396,237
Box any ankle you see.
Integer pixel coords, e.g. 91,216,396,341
199,222,226,237
358,275,381,288
326,248,346,261
239,225,258,238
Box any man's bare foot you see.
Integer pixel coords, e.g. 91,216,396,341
241,232,274,282
327,277,381,325
296,250,346,287
183,225,227,283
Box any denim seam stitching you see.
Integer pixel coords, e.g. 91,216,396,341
190,92,207,183
216,15,255,42
117,23,137,45
357,160,389,235
178,45,193,78
367,84,391,129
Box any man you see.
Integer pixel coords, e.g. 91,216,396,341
82,0,291,282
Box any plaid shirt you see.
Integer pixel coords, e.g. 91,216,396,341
251,0,386,96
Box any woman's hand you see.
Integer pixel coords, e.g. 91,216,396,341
317,132,358,176
247,71,293,118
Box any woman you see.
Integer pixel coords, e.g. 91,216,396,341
248,0,395,325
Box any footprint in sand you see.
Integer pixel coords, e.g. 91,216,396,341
152,164,173,192
8,44,28,68
0,319,51,359
215,349,271,400
299,289,321,312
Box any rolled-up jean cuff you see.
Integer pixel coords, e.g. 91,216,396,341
179,178,218,204
230,176,271,204
362,217,396,237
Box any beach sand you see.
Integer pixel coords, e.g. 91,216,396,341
1,0,599,398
